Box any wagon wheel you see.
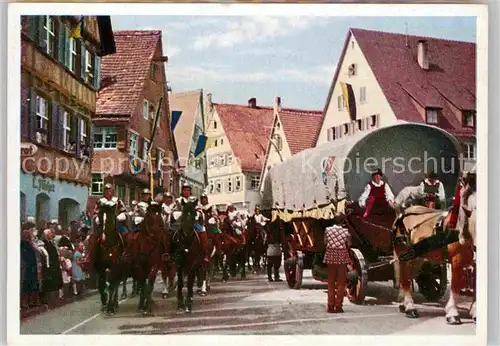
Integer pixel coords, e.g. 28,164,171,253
284,256,304,289
346,248,368,304
416,262,447,302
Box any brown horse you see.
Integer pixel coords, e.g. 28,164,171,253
124,202,170,316
218,212,248,281
171,198,207,313
393,204,475,324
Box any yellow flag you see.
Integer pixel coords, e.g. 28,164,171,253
70,17,84,39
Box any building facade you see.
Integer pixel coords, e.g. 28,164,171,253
205,96,273,213
259,97,322,194
169,89,207,197
20,15,115,226
316,28,476,171
88,30,179,212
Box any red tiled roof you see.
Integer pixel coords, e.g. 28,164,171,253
96,30,161,116
351,28,476,137
278,108,323,155
214,103,274,172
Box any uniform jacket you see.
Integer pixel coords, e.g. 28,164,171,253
93,196,127,226
419,179,446,204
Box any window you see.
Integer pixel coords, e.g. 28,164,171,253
194,157,202,170
209,181,214,194
276,122,281,129
220,154,226,166
214,139,218,147
129,132,138,156
142,139,150,161
220,138,224,145
157,150,165,171
227,154,233,165
337,95,345,111
426,108,439,124
250,176,260,190
62,111,74,152
69,38,77,72
35,94,49,144
360,87,366,104
91,173,103,195
351,41,355,49
213,121,217,129
348,63,357,76
343,124,350,136
43,16,55,56
215,180,222,194
143,100,150,120
80,119,88,147
84,50,95,85
235,176,242,192
150,63,158,81
356,119,364,131
117,184,126,201
209,157,215,168
274,134,283,151
462,110,476,128
370,115,378,128
225,177,233,193
149,103,155,123
93,127,117,149
462,142,476,160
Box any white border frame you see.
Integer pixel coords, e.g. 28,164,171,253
7,3,488,346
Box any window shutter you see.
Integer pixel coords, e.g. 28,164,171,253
27,16,38,42
94,56,101,90
57,22,68,67
327,128,332,141
80,43,87,80
75,115,82,157
20,85,29,140
116,127,127,151
28,89,37,140
88,122,95,158
337,125,343,138
56,107,64,150
36,16,45,48
50,101,59,148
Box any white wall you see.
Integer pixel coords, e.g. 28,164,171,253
316,35,397,146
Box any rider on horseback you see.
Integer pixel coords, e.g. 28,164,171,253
133,189,152,233
358,168,395,219
161,192,176,229
419,171,446,209
226,204,243,235
82,183,128,272
252,206,269,240
176,183,210,264
199,193,222,254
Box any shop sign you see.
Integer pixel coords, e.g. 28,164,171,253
32,176,55,193
21,143,38,157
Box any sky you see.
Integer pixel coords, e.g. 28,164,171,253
110,16,476,110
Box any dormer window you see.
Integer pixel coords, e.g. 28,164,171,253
426,108,439,125
462,110,476,128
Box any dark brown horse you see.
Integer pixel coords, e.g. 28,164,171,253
171,198,207,313
91,203,126,316
246,217,267,273
124,202,170,316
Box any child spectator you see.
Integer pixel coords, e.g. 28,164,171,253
59,248,73,299
323,215,351,313
72,242,85,296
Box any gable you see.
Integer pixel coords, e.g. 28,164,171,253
316,33,397,146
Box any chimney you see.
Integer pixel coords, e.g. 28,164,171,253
417,40,429,70
206,93,213,112
248,97,257,108
273,96,282,114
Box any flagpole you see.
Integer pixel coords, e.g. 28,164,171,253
149,97,164,195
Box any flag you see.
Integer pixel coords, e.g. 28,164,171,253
193,135,217,157
340,81,357,122
70,16,84,39
170,110,182,132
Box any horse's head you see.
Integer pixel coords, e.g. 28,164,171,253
176,197,199,242
144,202,165,233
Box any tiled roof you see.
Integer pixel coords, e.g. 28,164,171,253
278,108,323,155
169,90,202,167
96,30,161,116
351,28,476,137
214,103,274,172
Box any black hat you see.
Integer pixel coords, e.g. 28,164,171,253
371,168,383,177
427,171,438,179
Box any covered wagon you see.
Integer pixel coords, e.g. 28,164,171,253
261,122,461,303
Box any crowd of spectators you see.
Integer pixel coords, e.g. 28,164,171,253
20,213,95,313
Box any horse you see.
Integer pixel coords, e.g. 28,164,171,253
124,202,170,316
171,198,207,313
246,216,268,273
219,212,248,281
92,203,127,316
392,200,476,324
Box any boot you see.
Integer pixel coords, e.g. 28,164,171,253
267,264,273,282
198,231,210,264
274,266,283,282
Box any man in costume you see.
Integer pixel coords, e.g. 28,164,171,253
358,168,395,219
419,171,446,209
252,206,270,240
199,193,222,253
161,192,176,229
133,188,152,233
226,204,243,235
82,183,128,272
